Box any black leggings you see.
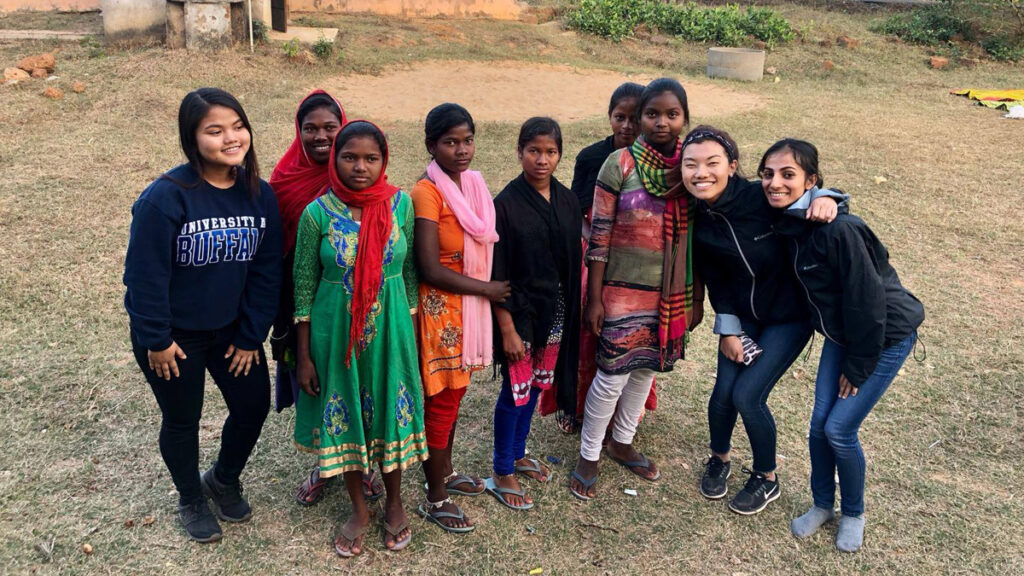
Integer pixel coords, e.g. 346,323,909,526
132,326,270,504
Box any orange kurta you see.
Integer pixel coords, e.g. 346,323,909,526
411,179,480,397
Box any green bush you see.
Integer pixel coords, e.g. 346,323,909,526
251,19,269,44
874,4,974,44
873,0,1024,61
565,0,794,47
982,34,1024,60
281,38,301,58
312,36,334,60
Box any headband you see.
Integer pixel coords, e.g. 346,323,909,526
682,129,738,162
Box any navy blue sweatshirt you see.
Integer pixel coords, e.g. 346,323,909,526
124,164,283,351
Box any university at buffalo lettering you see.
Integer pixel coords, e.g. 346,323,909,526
176,216,266,267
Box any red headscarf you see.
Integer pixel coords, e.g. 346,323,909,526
327,120,400,366
269,89,346,254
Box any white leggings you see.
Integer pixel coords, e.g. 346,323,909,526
579,368,656,461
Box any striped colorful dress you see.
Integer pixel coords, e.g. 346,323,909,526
291,190,428,477
587,146,693,375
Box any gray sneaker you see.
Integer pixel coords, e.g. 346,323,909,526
178,498,223,543
201,466,253,523
700,455,731,499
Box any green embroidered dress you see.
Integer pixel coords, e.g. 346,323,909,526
292,190,427,477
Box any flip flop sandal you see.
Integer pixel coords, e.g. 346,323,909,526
296,467,330,507
422,472,485,497
556,411,580,435
363,469,384,502
383,517,412,551
608,452,661,482
416,500,476,534
483,477,534,511
569,470,598,501
333,522,368,558
514,458,550,483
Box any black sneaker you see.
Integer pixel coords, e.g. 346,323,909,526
201,465,253,523
700,455,732,499
178,498,223,543
728,467,780,515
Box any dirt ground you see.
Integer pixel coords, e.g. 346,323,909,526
328,60,766,122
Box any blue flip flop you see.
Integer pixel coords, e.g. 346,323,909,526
569,470,598,501
608,452,661,482
515,458,550,483
484,477,534,511
417,501,476,534
422,473,485,497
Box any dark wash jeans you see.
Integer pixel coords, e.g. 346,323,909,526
808,332,916,517
131,325,270,504
708,319,812,473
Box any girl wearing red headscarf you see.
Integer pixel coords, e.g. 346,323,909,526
292,121,427,556
269,91,386,508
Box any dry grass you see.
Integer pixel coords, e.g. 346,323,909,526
1,6,1023,575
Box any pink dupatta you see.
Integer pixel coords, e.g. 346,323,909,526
426,160,498,368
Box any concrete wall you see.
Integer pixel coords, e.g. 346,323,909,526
289,0,521,19
100,0,165,43
0,0,99,12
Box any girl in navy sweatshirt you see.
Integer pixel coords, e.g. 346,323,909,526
124,88,283,543
763,139,923,552
684,126,843,515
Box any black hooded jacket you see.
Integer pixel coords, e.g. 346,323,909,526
773,194,924,387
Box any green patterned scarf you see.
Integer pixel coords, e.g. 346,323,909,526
630,135,682,197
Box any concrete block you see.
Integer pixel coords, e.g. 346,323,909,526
185,1,231,51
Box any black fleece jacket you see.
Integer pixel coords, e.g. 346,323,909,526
773,196,924,386
694,177,846,335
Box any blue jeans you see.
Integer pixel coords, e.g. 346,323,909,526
708,320,811,473
809,332,916,516
493,373,541,476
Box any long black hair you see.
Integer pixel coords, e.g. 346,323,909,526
424,103,475,153
517,116,563,155
757,138,823,187
638,77,690,127
176,87,261,195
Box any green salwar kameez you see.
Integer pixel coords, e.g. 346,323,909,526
292,190,428,477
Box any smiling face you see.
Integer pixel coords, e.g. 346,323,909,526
195,105,251,172
518,134,561,184
428,122,475,176
609,97,639,150
300,106,343,165
640,91,687,150
761,149,819,209
334,135,383,191
682,140,737,204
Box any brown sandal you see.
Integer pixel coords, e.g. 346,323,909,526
333,521,368,558
383,517,411,551
296,466,330,507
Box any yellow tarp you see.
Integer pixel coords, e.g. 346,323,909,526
951,89,1024,110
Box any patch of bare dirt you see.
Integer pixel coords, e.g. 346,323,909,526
326,60,766,123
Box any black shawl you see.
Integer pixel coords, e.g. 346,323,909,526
492,173,582,415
